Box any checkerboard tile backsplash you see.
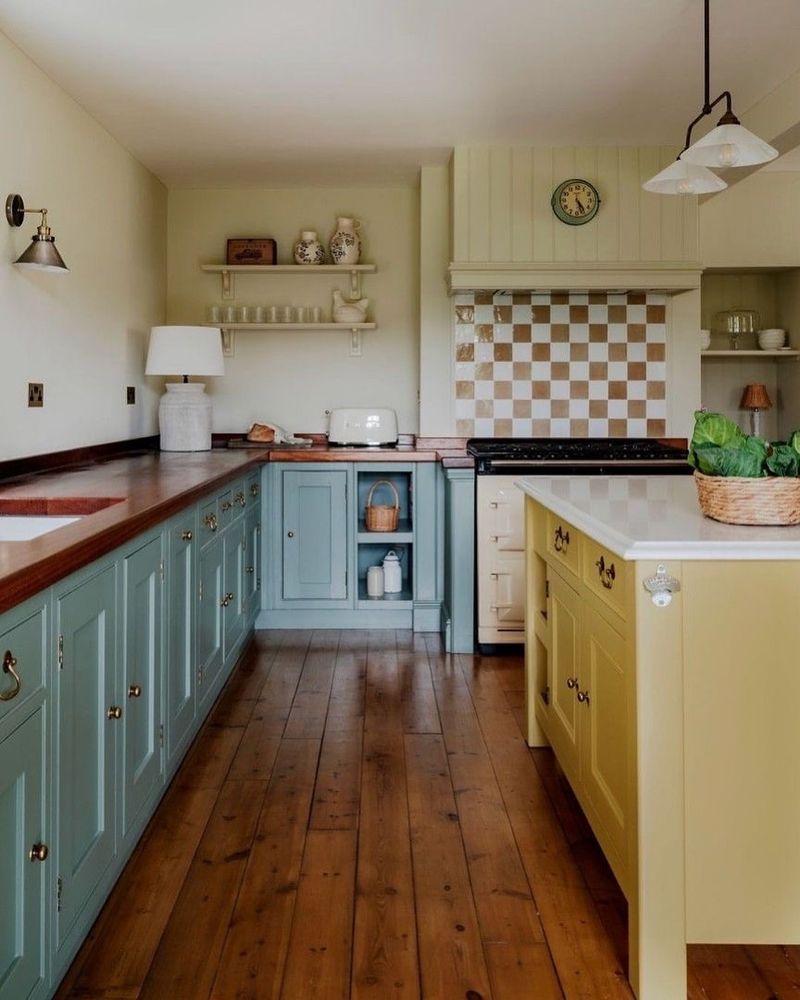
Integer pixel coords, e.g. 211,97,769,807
454,291,667,438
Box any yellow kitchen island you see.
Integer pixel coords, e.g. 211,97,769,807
519,474,800,1000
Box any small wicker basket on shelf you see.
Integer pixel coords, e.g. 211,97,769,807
365,480,400,532
694,470,800,526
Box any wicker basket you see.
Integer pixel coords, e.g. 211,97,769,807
694,470,800,525
365,480,400,532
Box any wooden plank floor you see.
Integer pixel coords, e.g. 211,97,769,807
55,630,799,1000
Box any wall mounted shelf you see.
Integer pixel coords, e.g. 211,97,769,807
201,263,377,299
202,321,377,358
701,350,799,359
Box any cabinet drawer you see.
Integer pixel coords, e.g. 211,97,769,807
199,496,220,541
582,538,627,621
220,479,246,527
0,600,47,729
545,512,581,580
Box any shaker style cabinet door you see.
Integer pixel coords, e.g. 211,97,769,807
0,708,46,1000
282,470,348,601
547,570,582,787
223,521,246,660
166,517,196,766
120,535,164,840
55,564,117,950
243,505,261,621
197,535,224,706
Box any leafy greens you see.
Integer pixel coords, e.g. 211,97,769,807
689,410,800,478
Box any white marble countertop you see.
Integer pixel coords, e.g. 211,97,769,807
516,474,800,560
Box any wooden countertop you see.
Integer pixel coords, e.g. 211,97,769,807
0,439,470,614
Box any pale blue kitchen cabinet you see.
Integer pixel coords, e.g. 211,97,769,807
281,467,349,601
243,473,262,622
119,533,164,845
53,561,117,962
197,532,224,709
164,511,197,772
442,467,475,653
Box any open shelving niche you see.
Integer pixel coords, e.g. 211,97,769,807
354,467,414,611
200,264,378,356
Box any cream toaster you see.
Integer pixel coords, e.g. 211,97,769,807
328,408,398,446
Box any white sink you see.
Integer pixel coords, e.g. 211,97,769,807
0,516,81,541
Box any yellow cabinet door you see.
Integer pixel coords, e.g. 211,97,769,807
580,605,629,886
547,570,582,786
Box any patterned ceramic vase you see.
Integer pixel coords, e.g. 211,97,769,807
293,230,324,265
329,217,361,265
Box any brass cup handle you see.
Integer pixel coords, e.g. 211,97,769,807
554,526,570,553
566,677,579,689
203,513,218,532
181,529,193,541
595,555,616,590
128,684,142,698
235,492,246,507
250,483,259,497
0,650,21,702
577,690,591,705
107,705,122,720
221,500,233,513
29,842,48,862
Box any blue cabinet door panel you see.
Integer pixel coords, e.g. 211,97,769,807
0,708,46,1000
282,470,348,600
166,518,196,765
198,536,224,704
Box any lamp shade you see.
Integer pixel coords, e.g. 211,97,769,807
15,235,69,272
740,383,772,410
681,124,779,168
145,325,224,377
642,160,727,195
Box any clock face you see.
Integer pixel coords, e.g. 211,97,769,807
551,179,601,225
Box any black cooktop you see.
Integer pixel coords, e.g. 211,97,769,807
467,437,691,475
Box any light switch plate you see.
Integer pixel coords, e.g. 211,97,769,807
28,382,43,407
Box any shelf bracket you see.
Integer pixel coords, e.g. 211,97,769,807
220,328,235,357
349,328,362,357
349,270,362,299
221,269,234,300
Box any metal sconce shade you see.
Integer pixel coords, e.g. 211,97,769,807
681,123,779,168
642,159,727,195
5,193,69,273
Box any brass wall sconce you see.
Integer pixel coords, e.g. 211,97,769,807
5,193,69,272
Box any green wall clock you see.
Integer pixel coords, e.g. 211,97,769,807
551,178,601,225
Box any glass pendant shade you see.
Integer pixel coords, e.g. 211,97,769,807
15,234,69,272
681,123,779,167
642,159,728,195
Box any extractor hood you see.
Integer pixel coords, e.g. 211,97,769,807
447,261,702,294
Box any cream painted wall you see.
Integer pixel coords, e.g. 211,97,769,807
419,165,453,436
166,187,419,435
0,31,166,461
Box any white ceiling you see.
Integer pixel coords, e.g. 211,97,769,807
1,0,799,187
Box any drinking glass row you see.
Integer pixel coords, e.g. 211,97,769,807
207,304,325,324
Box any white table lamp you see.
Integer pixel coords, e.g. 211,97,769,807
145,325,225,451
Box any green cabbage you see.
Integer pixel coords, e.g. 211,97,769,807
688,410,747,468
789,430,800,456
693,440,767,478
766,443,800,477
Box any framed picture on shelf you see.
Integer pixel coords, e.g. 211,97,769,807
226,238,277,265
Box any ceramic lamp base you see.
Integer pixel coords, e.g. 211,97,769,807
158,382,213,451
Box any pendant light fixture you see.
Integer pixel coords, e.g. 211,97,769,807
643,0,778,195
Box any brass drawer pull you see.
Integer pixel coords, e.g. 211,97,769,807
220,500,233,513
181,529,193,541
250,483,259,497
128,684,142,699
577,690,591,705
235,492,246,508
203,513,218,532
29,842,48,862
595,555,616,590
554,526,570,553
566,677,579,689
0,650,21,702
107,705,122,720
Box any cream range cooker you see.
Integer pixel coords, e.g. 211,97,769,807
466,437,691,650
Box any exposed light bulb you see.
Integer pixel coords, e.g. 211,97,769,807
717,143,739,167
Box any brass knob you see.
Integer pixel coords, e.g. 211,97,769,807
221,500,233,513
128,684,142,698
235,492,246,507
203,513,218,532
227,592,234,602
250,483,259,497
221,596,229,608
566,677,578,689
287,530,295,538
0,650,21,702
107,705,122,720
29,842,48,862
245,565,254,574
577,690,591,705
181,529,193,541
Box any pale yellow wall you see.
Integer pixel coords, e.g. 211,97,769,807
0,31,166,461
699,171,800,268
166,187,419,435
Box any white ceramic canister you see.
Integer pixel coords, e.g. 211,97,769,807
382,550,402,593
293,230,324,265
366,565,384,598
700,328,711,351
329,217,361,265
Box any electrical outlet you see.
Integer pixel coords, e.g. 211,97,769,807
28,382,44,407
126,386,136,405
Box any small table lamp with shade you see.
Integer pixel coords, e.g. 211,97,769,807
145,325,225,451
740,383,772,438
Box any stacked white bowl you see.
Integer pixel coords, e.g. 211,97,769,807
758,328,786,350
